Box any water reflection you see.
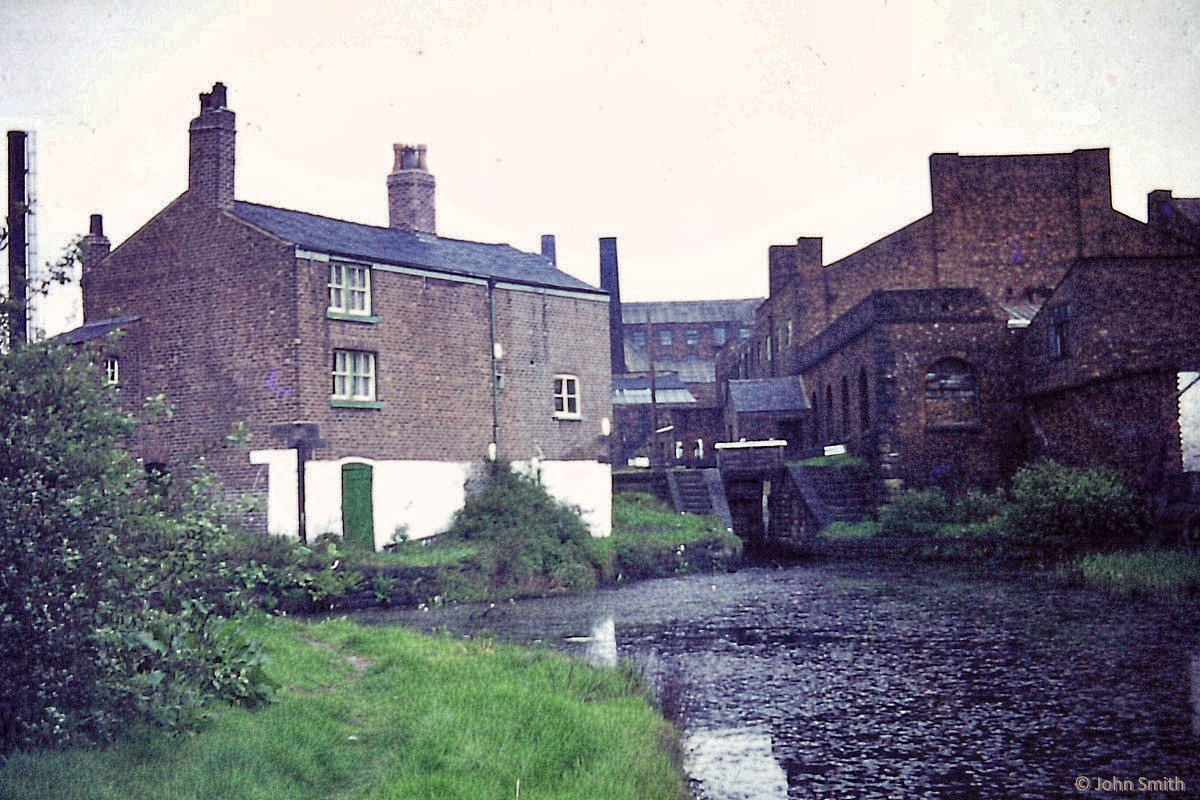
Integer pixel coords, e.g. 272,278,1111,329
685,727,788,800
563,615,617,667
1193,653,1200,738
357,565,1200,798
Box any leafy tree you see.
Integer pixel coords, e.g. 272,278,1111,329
0,293,270,753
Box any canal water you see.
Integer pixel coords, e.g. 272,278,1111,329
354,564,1200,799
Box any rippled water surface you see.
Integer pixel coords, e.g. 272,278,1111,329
355,564,1200,799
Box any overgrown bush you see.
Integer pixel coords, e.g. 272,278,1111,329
221,530,364,612
445,460,599,593
949,489,1006,525
0,341,272,753
1003,460,1143,552
877,489,951,536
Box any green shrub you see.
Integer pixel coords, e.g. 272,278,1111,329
950,489,1006,524
877,489,951,536
1003,460,1143,552
445,461,599,593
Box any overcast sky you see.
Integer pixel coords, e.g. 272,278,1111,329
2,0,1199,335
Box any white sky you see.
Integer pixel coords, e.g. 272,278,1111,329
2,0,1199,336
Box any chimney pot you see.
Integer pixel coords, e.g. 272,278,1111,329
188,82,236,210
387,143,436,234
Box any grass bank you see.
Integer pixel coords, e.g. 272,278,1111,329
229,488,741,613
372,491,741,604
814,520,1199,599
0,615,689,800
1061,549,1200,598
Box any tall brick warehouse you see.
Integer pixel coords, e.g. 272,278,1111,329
720,149,1200,502
68,82,614,547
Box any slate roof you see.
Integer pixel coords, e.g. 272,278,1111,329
612,372,696,405
622,298,762,324
51,315,141,345
1000,302,1042,328
613,372,688,392
233,202,605,295
622,350,716,383
1169,197,1200,224
727,376,810,414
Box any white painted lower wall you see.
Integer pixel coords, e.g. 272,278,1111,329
1180,372,1200,472
532,459,612,538
247,450,612,548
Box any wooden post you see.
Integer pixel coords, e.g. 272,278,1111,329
269,422,328,545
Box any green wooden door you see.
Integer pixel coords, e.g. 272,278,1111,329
341,463,374,551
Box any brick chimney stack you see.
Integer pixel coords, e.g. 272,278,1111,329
187,82,236,210
79,213,111,316
387,144,436,234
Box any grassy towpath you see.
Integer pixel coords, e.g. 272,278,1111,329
0,616,688,800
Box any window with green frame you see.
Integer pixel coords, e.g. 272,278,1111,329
329,262,371,315
332,349,376,402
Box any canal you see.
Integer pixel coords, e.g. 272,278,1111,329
355,564,1200,799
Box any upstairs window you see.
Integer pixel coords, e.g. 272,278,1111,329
1049,305,1070,359
332,350,376,402
685,329,700,346
329,262,371,316
104,357,120,386
659,328,673,347
924,357,980,430
629,329,647,348
739,327,752,341
713,326,727,346
553,374,581,419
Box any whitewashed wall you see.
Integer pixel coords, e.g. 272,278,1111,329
247,450,611,548
1179,372,1200,471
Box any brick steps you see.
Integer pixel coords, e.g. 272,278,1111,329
787,464,874,529
665,469,734,529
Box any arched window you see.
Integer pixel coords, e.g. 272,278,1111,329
841,376,850,437
825,384,834,441
924,358,980,430
810,390,820,447
858,366,870,430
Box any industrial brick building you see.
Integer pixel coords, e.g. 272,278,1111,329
595,236,761,467
720,149,1200,504
70,83,613,547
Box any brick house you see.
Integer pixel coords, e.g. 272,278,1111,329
720,149,1200,500
71,83,613,547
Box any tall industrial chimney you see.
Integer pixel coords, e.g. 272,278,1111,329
598,237,626,374
7,130,30,346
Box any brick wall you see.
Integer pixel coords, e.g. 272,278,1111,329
1025,372,1182,491
291,257,613,467
1021,254,1200,487
1023,256,1200,396
83,199,299,509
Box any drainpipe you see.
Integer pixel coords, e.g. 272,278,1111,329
488,280,501,458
